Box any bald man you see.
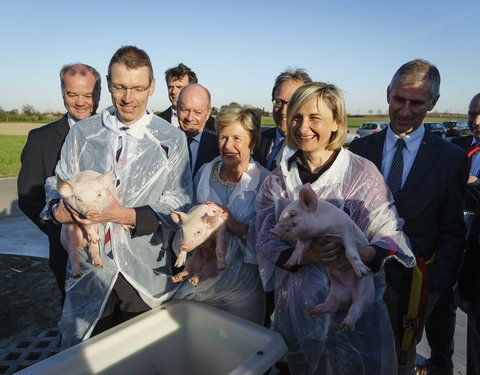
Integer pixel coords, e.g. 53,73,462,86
177,84,219,177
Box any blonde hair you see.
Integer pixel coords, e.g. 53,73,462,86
215,105,261,150
285,82,347,151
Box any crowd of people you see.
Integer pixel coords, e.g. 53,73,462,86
17,45,480,375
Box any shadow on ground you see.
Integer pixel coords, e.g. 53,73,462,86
0,255,61,349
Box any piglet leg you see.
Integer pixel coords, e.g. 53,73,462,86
284,239,310,267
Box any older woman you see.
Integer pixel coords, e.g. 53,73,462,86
255,82,415,374
173,105,270,324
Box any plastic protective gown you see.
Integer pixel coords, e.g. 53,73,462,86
173,156,270,324
42,108,193,348
255,147,415,375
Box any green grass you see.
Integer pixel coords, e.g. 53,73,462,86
0,135,27,177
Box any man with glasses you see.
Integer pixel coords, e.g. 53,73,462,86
159,63,215,131
254,68,312,170
43,46,192,348
18,63,101,307
177,83,219,177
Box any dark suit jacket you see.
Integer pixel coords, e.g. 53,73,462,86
17,114,70,299
159,106,216,132
451,135,480,211
349,127,468,294
191,129,219,178
253,126,277,169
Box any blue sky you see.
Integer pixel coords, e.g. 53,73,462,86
1,0,479,115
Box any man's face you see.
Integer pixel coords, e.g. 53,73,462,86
272,79,304,136
468,95,480,142
167,75,189,109
177,86,211,137
387,78,439,137
108,63,155,126
62,72,99,121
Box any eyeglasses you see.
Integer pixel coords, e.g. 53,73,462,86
272,98,289,108
109,84,151,95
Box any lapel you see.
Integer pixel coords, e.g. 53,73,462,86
53,114,70,151
398,131,439,200
365,129,386,171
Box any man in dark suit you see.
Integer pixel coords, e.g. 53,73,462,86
455,92,480,375
349,59,468,375
158,63,215,131
254,68,312,170
415,93,480,375
17,63,101,305
177,83,219,178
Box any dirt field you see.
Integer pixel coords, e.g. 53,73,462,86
0,123,46,136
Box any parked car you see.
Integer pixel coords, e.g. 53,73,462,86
356,122,388,137
424,122,447,138
443,121,470,137
344,130,360,147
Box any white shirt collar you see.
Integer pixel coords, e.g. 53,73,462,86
385,123,425,153
102,105,152,139
67,113,77,128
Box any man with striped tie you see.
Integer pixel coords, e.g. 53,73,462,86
43,45,192,348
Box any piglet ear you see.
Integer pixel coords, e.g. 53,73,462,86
299,183,318,212
170,209,186,225
97,169,115,188
57,177,75,198
204,214,220,229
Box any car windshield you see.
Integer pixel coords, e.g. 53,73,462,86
361,123,380,129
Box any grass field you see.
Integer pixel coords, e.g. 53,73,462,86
0,134,26,177
0,113,467,178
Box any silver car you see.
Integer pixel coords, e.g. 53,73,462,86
357,122,388,137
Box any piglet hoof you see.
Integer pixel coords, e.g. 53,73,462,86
353,263,370,278
189,276,200,286
94,263,103,269
217,261,226,271
171,274,184,283
72,272,82,279
305,307,325,317
339,320,355,331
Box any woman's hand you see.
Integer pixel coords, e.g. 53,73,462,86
204,201,247,238
300,237,376,268
300,236,345,265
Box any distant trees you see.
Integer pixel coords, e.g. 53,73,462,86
0,104,62,122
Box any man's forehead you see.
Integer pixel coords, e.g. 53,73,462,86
110,63,150,80
168,75,189,85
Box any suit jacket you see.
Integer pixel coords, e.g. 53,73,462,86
17,114,70,300
349,127,468,294
191,129,219,178
159,106,216,132
253,126,277,169
451,135,480,211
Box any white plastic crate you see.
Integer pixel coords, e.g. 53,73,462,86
18,299,287,375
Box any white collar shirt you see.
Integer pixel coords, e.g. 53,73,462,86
382,123,425,188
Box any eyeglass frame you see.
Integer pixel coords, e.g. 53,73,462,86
108,83,151,95
272,98,289,108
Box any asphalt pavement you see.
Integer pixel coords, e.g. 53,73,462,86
0,177,467,374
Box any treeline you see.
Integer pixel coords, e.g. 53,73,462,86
0,105,63,123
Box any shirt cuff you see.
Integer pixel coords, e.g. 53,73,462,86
369,245,390,273
132,206,160,238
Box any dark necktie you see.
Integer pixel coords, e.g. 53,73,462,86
267,139,284,170
387,138,406,199
187,137,194,163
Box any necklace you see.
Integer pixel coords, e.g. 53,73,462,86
213,161,238,188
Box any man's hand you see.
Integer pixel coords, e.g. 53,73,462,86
52,199,77,224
